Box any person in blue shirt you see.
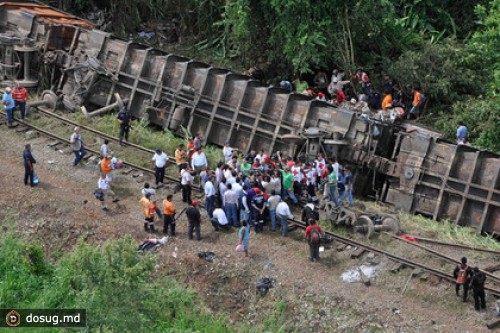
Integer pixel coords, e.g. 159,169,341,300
337,166,353,206
2,87,15,127
456,121,468,144
23,144,37,187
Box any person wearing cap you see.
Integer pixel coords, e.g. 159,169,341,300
116,105,131,146
140,192,156,232
453,257,472,302
337,165,353,206
70,127,86,166
151,148,169,186
279,80,293,93
316,92,327,102
469,266,486,311
186,200,201,241
12,82,28,121
2,87,15,127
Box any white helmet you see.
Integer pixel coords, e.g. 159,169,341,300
5,87,11,93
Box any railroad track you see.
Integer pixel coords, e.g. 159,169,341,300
3,109,500,297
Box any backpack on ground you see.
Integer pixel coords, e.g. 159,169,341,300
310,228,321,245
93,189,104,201
456,264,469,284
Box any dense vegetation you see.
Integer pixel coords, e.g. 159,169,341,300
0,232,289,332
50,0,498,152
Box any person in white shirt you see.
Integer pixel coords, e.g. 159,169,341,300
150,148,169,186
97,172,118,210
204,176,217,218
305,162,318,203
315,153,327,186
181,167,193,204
211,207,229,231
191,148,208,172
223,141,236,163
276,201,293,237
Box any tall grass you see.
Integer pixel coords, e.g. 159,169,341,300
69,113,223,168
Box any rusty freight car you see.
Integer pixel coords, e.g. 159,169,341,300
0,1,498,233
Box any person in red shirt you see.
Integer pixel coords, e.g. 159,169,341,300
305,220,323,261
352,68,371,94
335,88,346,104
12,83,28,120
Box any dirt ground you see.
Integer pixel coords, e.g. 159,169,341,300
1,123,498,333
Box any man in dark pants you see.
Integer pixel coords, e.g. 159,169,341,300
162,194,176,236
305,220,323,261
186,200,201,241
23,144,36,186
469,267,486,311
150,148,169,186
181,167,193,204
117,106,131,146
453,257,472,302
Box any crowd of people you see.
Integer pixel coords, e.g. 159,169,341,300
128,134,356,261
279,68,427,122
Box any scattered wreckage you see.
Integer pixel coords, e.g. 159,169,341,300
0,1,498,234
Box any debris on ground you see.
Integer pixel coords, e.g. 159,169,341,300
256,277,276,296
198,251,216,262
138,236,168,254
341,265,378,284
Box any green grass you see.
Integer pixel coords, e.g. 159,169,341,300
69,113,224,169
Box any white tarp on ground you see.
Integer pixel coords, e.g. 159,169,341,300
341,265,378,283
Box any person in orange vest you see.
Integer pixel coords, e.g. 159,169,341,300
162,194,176,236
453,257,473,302
140,192,156,233
100,155,113,181
12,82,28,121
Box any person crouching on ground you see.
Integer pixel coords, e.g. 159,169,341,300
305,220,323,262
186,200,201,241
211,206,229,231
238,220,251,257
162,194,176,236
140,192,156,233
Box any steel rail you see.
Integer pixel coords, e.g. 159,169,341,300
288,217,500,296
4,111,499,296
383,232,500,284
395,234,500,255
0,111,202,189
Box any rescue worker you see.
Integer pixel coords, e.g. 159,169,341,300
12,82,28,121
305,220,323,261
186,200,201,241
140,192,156,233
453,257,472,302
469,267,486,311
162,194,176,236
117,106,131,146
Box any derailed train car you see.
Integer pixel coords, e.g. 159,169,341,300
0,1,498,233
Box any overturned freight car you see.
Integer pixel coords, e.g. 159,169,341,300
0,0,498,233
